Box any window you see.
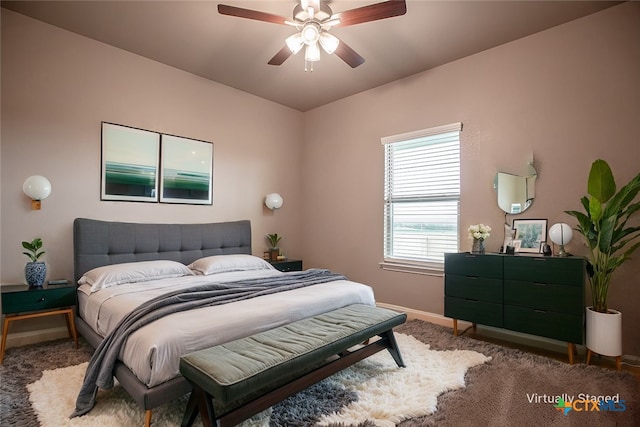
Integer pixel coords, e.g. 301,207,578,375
382,123,461,269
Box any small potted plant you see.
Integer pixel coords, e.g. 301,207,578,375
266,233,282,262
565,159,640,360
22,237,47,287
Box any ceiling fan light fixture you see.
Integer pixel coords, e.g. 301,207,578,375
286,33,304,54
305,42,321,62
301,22,320,45
319,32,339,54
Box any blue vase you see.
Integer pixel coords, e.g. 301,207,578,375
25,262,47,287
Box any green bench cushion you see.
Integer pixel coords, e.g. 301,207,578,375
179,304,406,404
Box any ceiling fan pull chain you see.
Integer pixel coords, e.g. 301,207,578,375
305,60,314,72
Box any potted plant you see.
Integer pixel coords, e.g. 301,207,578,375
266,233,282,262
565,159,640,359
22,237,47,287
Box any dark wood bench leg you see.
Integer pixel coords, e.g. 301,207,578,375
382,330,406,368
182,387,217,427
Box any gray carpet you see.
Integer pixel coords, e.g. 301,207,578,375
1,319,638,426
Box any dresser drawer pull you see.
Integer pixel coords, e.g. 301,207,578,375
39,297,46,302
533,258,547,262
534,309,547,313
533,283,547,287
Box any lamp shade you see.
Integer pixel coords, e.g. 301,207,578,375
265,193,283,210
23,175,52,200
549,223,573,246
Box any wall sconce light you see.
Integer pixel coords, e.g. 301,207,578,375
23,175,52,210
264,193,283,210
549,223,573,257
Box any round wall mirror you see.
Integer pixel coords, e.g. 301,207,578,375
494,163,537,214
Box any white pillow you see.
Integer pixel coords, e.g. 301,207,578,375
188,254,273,275
79,260,194,293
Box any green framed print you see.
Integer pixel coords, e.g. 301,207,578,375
160,134,213,205
512,218,548,253
101,122,160,202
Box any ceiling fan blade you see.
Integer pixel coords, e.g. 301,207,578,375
268,46,294,66
334,39,365,68
218,4,289,25
333,0,407,27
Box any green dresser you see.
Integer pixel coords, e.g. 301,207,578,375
444,253,585,363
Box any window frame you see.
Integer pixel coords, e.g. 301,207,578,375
380,122,462,273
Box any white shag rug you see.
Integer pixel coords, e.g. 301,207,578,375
28,333,490,426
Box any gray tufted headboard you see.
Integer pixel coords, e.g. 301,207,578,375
73,218,252,282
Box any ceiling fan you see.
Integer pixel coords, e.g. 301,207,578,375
217,0,407,70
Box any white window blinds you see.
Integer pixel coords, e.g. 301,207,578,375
382,123,461,265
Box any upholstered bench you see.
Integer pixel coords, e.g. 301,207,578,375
179,304,407,427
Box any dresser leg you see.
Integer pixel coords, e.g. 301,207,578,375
586,349,593,365
452,319,458,336
567,343,576,364
616,356,622,372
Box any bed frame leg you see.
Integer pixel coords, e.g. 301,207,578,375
144,409,152,427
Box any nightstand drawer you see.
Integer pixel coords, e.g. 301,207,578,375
445,275,503,304
504,305,583,344
445,296,503,328
504,280,583,315
504,256,584,286
2,286,76,314
270,260,303,272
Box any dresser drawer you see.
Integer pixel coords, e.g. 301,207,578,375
504,256,584,286
445,275,503,304
445,296,503,328
504,280,583,315
444,253,503,278
1,286,76,314
504,305,583,344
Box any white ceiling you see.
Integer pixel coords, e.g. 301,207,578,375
2,1,620,111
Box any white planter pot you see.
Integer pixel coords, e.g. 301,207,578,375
585,307,622,357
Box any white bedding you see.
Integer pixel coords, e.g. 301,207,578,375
77,269,376,387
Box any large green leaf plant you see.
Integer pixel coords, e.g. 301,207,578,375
565,159,640,313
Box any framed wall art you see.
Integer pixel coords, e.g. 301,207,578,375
159,134,213,205
512,218,548,253
101,122,160,202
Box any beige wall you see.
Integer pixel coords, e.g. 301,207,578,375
301,2,640,356
2,4,639,356
1,9,303,335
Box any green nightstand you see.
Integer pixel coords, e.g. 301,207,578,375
1,282,78,363
269,259,303,272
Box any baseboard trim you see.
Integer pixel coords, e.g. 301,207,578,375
1,327,71,349
376,302,472,329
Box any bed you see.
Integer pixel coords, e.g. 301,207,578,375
72,218,376,426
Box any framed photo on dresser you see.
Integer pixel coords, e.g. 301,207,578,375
512,219,547,253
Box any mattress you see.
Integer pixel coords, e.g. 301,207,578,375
77,269,376,387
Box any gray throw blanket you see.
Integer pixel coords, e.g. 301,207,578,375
71,269,346,418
